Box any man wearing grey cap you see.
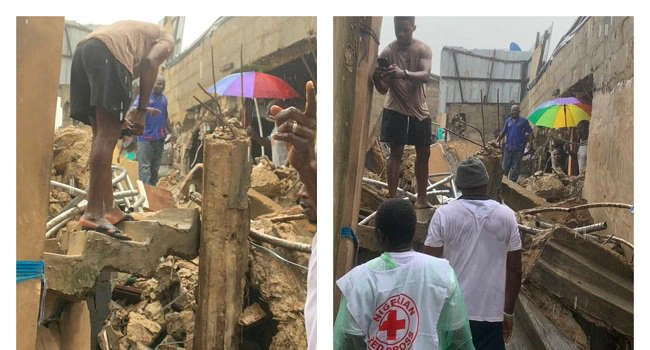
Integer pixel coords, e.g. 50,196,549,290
424,157,522,349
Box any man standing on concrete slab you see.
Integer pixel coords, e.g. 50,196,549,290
131,76,172,186
270,81,317,350
70,20,174,239
424,157,522,349
373,16,434,209
496,104,533,182
334,198,474,349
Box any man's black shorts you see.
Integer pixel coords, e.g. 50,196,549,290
380,108,433,147
70,38,132,125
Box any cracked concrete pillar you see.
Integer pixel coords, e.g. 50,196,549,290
194,131,251,349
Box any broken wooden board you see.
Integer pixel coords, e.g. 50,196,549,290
144,185,176,211
528,227,633,338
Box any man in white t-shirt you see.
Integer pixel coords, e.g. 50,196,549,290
424,157,522,349
335,198,474,350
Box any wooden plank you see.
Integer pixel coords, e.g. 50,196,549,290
16,16,65,350
333,16,383,313
194,136,250,349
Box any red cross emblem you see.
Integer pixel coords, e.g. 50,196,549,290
379,310,406,340
369,294,420,349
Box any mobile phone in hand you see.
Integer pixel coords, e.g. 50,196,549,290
377,57,390,68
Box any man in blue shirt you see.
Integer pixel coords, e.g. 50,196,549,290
130,76,172,186
496,105,534,182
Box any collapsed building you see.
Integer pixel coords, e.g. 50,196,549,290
342,16,633,350
18,16,317,350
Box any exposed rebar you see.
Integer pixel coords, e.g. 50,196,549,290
249,228,312,253
521,202,633,215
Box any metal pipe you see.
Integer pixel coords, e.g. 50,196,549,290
574,222,608,234
50,181,86,197
521,202,633,215
427,190,450,195
362,178,417,201
46,205,83,231
450,179,459,199
249,228,312,253
359,211,377,226
426,174,454,191
111,166,128,185
518,224,545,235
132,195,146,212
45,216,74,238
113,169,131,208
270,214,307,223
114,190,140,199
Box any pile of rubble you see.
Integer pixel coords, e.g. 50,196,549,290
99,257,199,349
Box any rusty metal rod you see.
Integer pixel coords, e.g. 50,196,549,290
452,119,485,147
249,228,312,253
521,202,633,215
192,96,235,134
270,214,307,223
197,82,223,115
439,127,486,149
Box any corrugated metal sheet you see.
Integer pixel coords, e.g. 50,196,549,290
60,21,94,85
439,47,532,113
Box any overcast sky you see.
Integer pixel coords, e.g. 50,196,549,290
65,15,217,52
380,16,578,74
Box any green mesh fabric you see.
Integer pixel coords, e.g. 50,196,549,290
437,271,475,350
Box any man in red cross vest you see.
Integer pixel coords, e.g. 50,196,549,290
334,198,474,349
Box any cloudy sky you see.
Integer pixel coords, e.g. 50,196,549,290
379,16,578,74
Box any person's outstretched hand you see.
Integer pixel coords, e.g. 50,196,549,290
270,81,316,204
270,81,316,172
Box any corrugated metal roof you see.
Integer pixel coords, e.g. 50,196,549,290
439,47,532,113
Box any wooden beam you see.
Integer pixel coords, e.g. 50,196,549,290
16,16,65,350
333,16,383,314
194,135,251,349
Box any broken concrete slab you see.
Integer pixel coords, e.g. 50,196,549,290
125,312,162,346
528,227,633,338
44,208,200,300
502,177,548,211
507,290,585,350
251,162,282,197
526,174,568,202
249,188,285,219
166,310,195,340
239,303,267,327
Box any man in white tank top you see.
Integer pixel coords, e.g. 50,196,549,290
335,198,474,349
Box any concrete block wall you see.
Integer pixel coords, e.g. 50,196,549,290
164,17,316,125
520,17,634,242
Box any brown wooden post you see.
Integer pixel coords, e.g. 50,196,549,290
333,16,383,313
16,16,65,350
194,132,251,349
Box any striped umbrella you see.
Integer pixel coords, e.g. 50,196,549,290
207,71,300,99
527,97,591,128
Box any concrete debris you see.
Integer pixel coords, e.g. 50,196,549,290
248,218,313,349
51,126,92,190
125,312,162,346
525,174,568,202
239,303,268,327
44,209,200,300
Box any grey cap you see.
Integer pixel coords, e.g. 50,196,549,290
456,157,489,189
